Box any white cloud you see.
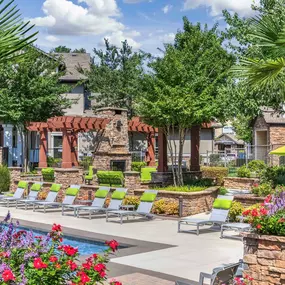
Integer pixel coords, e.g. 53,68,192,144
123,0,152,3
102,30,141,49
162,5,173,14
159,33,175,43
183,0,260,17
45,35,59,42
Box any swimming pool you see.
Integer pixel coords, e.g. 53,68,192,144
20,226,110,256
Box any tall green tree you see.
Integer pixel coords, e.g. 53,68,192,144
0,47,71,169
0,0,37,62
51,46,72,53
87,39,150,118
137,17,234,186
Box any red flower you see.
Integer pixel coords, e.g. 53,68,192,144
251,209,259,217
77,271,91,283
265,195,272,204
82,262,92,270
242,209,251,216
110,281,122,285
49,256,58,263
256,224,262,230
0,252,10,258
2,270,15,282
92,254,98,259
63,245,78,256
94,263,106,272
52,224,62,232
35,236,43,240
66,260,77,271
259,208,268,216
99,271,106,278
106,240,119,252
55,263,61,269
34,258,48,269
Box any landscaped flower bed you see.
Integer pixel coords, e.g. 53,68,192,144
0,213,121,285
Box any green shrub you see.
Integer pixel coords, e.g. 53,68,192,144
123,195,140,209
152,199,179,215
184,178,214,187
201,166,228,185
155,185,206,192
229,201,244,222
141,167,157,182
131,162,147,172
97,171,124,187
237,165,251,178
247,160,266,176
0,166,11,192
218,187,228,195
42,168,55,182
47,156,61,167
252,182,273,197
79,156,93,170
261,166,285,187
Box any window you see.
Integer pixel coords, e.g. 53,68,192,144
30,132,39,150
53,135,63,159
12,127,17,148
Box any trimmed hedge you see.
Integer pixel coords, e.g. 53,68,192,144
131,162,147,172
97,171,124,187
42,168,55,182
141,167,157,182
0,166,10,192
201,166,228,185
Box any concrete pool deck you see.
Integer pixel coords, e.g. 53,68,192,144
0,206,243,284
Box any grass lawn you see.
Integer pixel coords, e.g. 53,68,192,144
155,185,207,192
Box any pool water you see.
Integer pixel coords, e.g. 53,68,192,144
21,227,110,256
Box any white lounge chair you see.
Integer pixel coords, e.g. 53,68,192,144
0,181,28,207
76,188,128,219
178,195,234,235
62,186,111,217
33,185,80,213
106,190,158,224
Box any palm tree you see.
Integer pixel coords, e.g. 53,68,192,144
0,0,37,62
233,14,285,88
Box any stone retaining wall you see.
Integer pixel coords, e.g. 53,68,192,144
134,187,219,217
224,177,259,190
242,233,285,285
234,195,264,207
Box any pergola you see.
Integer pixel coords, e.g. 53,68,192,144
27,116,157,169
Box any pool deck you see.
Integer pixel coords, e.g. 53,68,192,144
0,206,243,284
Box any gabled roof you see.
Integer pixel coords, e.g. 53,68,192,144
53,53,91,82
215,133,245,145
261,107,285,124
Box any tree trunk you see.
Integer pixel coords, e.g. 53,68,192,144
177,127,186,186
166,126,177,186
23,129,30,172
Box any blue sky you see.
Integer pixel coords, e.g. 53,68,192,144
14,0,258,54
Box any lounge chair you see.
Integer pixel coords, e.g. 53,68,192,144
62,186,110,217
14,182,43,209
106,190,158,224
33,185,80,213
84,166,95,184
176,261,241,285
76,188,128,219
0,181,29,207
178,195,234,235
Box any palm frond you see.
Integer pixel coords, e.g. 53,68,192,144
0,0,38,62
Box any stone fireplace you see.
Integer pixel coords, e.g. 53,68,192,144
92,107,132,171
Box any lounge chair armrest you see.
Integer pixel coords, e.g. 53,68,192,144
199,272,212,285
175,281,195,285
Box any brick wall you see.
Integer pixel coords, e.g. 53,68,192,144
242,233,285,285
269,126,285,166
8,167,22,192
234,195,264,207
224,177,259,190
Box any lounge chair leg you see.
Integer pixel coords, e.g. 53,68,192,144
74,209,76,217
178,222,181,233
25,203,27,211
89,211,92,220
120,215,123,225
77,209,80,218
197,225,200,236
7,201,9,208
44,205,46,213
106,212,109,222
33,204,35,212
16,201,18,209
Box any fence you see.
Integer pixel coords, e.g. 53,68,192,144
203,144,285,168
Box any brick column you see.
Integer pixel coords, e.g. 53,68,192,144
71,132,79,167
124,171,141,195
62,129,73,169
54,168,83,201
158,129,168,172
190,125,200,172
39,130,48,168
146,133,156,167
8,167,22,192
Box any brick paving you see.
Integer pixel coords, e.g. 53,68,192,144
110,273,174,285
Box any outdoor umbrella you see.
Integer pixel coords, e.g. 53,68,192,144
270,146,285,155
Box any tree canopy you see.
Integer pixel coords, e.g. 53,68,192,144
86,39,150,118
50,46,86,53
0,0,37,62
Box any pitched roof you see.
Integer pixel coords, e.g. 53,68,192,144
54,53,91,82
215,133,245,145
261,107,285,124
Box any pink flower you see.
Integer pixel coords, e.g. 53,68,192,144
2,270,15,282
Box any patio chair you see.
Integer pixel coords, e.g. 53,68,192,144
76,188,128,219
14,182,43,209
62,186,110,217
0,181,28,206
176,261,241,285
33,185,80,213
106,190,158,224
84,166,95,184
178,195,234,235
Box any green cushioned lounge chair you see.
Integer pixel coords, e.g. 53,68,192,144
77,187,128,219
106,190,158,224
84,166,94,184
178,195,234,235
0,181,28,207
33,184,79,213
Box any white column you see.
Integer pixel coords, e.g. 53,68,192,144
17,130,23,166
3,124,13,167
